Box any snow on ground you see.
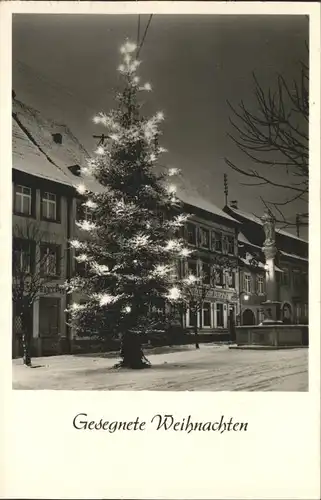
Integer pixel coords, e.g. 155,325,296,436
12,344,308,391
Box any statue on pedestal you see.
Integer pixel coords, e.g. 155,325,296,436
261,211,276,247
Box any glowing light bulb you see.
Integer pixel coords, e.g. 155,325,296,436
167,287,181,301
70,240,82,249
76,184,86,195
180,248,192,258
186,274,197,284
167,184,177,194
144,82,152,91
99,294,114,306
168,167,180,177
95,146,105,155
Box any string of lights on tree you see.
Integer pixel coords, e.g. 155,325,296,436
64,40,203,366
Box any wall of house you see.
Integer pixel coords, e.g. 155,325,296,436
12,172,309,357
278,258,308,323
12,174,74,356
238,266,266,325
181,213,239,333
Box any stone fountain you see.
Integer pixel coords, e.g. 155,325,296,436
233,212,308,348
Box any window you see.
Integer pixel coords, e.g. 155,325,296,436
302,272,308,287
226,271,235,289
186,223,197,246
226,235,235,255
39,297,60,337
151,299,166,315
74,252,87,276
212,231,222,252
14,185,32,215
41,192,57,221
303,303,308,318
215,269,224,287
13,239,33,274
293,270,301,288
244,273,252,293
222,235,235,254
202,262,211,285
257,275,265,294
40,244,60,277
203,302,211,327
188,302,197,327
52,133,63,145
199,227,210,248
187,259,198,277
216,303,224,327
76,199,94,222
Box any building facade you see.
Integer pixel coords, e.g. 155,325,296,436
12,96,242,356
12,96,309,357
224,203,309,326
177,200,240,335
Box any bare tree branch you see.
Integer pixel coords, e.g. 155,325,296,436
225,55,309,229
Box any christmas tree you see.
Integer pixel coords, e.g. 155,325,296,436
66,41,192,369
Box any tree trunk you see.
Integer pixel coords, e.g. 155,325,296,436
194,325,200,349
115,331,151,369
21,330,32,366
20,311,33,367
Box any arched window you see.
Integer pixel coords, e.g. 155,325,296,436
282,303,292,324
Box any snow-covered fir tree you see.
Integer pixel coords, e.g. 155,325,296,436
66,41,192,369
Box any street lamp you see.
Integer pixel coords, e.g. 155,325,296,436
238,291,249,325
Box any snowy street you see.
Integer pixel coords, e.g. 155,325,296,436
13,344,308,391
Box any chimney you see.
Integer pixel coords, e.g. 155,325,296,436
230,200,238,209
52,132,62,145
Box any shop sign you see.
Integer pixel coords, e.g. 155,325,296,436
39,284,65,294
204,288,237,301
214,290,237,301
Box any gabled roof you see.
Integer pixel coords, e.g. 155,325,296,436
13,98,241,225
238,231,262,250
177,186,239,224
12,98,103,192
279,250,309,263
226,205,308,243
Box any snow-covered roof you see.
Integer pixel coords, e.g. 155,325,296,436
12,98,103,193
227,205,308,243
177,186,239,224
238,231,261,249
240,252,283,272
12,98,244,222
279,250,309,263
239,253,265,270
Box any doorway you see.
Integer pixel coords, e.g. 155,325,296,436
242,309,255,326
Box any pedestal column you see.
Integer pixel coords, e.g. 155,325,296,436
261,212,281,323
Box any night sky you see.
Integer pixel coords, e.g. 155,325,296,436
12,14,309,236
